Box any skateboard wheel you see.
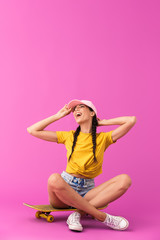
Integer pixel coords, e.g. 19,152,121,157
47,215,54,222
35,211,41,219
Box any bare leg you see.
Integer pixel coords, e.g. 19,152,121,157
89,178,131,207
76,174,132,216
48,173,106,221
48,186,69,209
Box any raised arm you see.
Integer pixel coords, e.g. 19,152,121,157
98,116,137,142
27,104,72,142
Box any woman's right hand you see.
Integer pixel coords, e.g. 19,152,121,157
56,104,72,118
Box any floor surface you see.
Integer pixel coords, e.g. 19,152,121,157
1,200,159,240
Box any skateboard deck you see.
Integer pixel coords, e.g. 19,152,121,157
23,203,108,222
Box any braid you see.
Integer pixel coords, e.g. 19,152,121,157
68,107,98,162
68,125,80,161
91,114,98,162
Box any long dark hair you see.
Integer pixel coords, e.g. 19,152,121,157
68,107,98,162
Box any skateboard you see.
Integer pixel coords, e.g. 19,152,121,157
23,203,108,222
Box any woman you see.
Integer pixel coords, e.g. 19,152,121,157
27,99,136,232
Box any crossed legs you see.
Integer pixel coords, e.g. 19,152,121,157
47,173,132,222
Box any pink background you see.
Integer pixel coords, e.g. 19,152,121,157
0,0,159,239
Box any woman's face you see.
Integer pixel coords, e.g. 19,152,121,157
73,104,95,124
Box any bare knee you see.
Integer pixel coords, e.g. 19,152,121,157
118,174,132,190
48,173,65,191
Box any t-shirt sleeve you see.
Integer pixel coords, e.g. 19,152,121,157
104,130,117,150
56,131,70,144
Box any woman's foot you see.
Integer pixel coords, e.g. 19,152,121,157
66,212,83,232
97,212,129,230
67,211,129,232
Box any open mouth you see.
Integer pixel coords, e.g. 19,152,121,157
75,112,82,118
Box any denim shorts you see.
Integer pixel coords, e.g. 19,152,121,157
61,171,95,199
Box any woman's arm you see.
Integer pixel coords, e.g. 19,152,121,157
98,116,137,142
27,104,72,142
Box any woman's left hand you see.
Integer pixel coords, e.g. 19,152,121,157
97,118,103,126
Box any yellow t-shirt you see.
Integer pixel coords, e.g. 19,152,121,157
56,130,116,178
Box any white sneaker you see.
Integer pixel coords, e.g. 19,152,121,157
66,212,83,232
101,213,129,230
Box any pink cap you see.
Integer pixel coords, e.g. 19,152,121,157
67,99,97,115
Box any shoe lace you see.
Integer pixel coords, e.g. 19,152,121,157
107,215,121,227
71,212,81,224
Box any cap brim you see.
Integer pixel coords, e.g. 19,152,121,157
67,99,84,112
